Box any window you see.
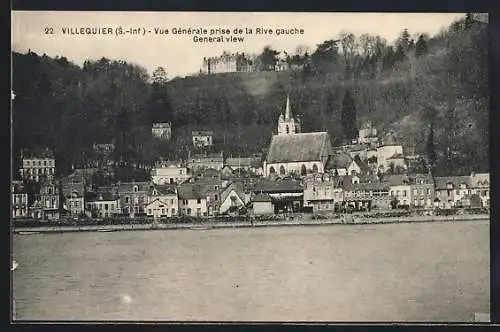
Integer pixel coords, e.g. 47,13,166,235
455,190,459,195
279,166,285,175
44,160,47,166
148,209,152,215
179,170,183,175
286,125,290,134
214,194,218,201
161,208,165,215
172,208,176,215
312,164,318,173
403,190,407,197
187,208,192,215
301,165,307,175
170,199,174,205
197,208,201,216
105,204,109,210
125,197,130,203
269,166,275,174
427,188,431,195
133,186,138,193
197,199,201,204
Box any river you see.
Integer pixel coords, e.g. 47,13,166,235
12,219,489,322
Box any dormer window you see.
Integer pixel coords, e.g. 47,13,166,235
153,190,158,196
133,185,138,193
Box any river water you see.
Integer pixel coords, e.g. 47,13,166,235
12,220,489,322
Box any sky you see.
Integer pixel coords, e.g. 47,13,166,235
12,12,465,78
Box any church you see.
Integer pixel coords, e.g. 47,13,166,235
263,95,333,177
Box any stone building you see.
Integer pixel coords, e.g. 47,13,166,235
152,122,172,141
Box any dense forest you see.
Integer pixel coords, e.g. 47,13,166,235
11,14,488,177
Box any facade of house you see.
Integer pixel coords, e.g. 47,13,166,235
177,184,208,217
407,173,435,208
470,172,490,208
20,153,56,182
86,191,121,218
116,182,150,217
60,172,86,216
303,174,344,212
252,179,303,213
225,156,263,175
147,184,178,217
386,154,407,172
188,152,224,172
251,193,274,215
152,122,172,140
38,177,60,220
11,181,28,218
386,174,411,207
219,182,246,214
434,176,472,208
151,162,189,184
201,52,256,74
342,181,391,211
192,130,214,148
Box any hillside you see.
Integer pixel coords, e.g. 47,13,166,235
11,14,488,177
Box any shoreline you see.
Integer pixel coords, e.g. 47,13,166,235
12,214,489,234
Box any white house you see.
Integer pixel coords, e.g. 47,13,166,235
377,143,404,172
152,122,172,141
86,191,121,218
386,174,411,206
303,174,344,212
151,162,189,184
218,183,246,214
251,193,274,215
325,153,361,176
192,130,214,148
178,184,208,217
147,184,178,217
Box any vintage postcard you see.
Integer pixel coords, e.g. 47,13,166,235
11,11,490,322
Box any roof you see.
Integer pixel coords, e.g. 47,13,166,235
149,184,177,196
344,181,390,192
86,191,119,202
384,174,410,186
220,182,246,204
434,176,472,190
325,152,353,170
226,157,261,168
192,130,214,136
116,181,151,193
252,193,273,202
252,179,303,193
177,184,206,200
266,132,331,163
470,173,489,187
388,153,405,159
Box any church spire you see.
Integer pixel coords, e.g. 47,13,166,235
285,94,291,120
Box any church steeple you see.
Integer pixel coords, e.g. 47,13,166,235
285,94,291,120
278,94,300,136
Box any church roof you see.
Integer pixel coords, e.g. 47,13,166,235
266,132,331,163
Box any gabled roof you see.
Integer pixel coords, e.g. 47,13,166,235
265,132,331,163
86,191,119,202
220,183,246,205
325,152,354,170
192,130,214,136
149,184,177,196
252,179,303,193
252,193,273,202
470,173,489,187
384,174,410,186
116,182,150,193
434,176,471,190
177,184,206,200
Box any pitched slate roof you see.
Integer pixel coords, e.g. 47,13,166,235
265,132,331,163
252,193,273,202
470,173,489,188
325,152,353,170
192,130,214,136
86,191,119,202
434,176,471,190
116,181,151,193
384,174,410,186
149,184,177,196
252,179,303,193
177,184,206,200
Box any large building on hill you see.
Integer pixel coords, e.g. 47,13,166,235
263,95,333,177
200,52,256,74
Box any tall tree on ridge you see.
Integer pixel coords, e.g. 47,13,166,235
341,90,357,141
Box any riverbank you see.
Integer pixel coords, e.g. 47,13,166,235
12,214,489,234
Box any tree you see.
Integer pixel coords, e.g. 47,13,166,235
464,13,474,29
258,46,279,71
426,121,436,172
341,90,357,140
152,66,168,85
415,34,428,57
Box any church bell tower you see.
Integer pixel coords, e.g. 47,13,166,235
278,94,301,135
